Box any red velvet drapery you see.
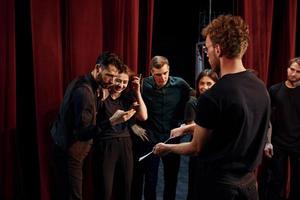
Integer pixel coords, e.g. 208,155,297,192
241,0,297,85
0,0,16,199
0,0,298,200
30,0,153,199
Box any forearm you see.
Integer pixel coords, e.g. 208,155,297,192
181,123,196,134
134,92,148,121
164,142,199,156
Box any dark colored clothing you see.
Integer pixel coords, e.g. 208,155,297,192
51,74,113,200
195,71,270,198
51,74,98,200
94,94,134,200
259,83,300,200
141,76,193,143
51,74,111,150
94,137,133,200
132,76,192,200
269,83,300,152
184,96,205,200
51,74,98,149
260,146,300,200
96,95,132,140
131,144,180,200
202,172,258,200
184,96,197,124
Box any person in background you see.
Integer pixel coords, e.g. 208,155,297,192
131,55,193,200
153,15,270,200
259,57,300,200
183,69,218,200
93,65,147,200
51,52,136,200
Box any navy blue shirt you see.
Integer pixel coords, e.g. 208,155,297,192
141,76,192,143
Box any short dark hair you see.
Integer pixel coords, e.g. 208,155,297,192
150,56,169,69
95,51,123,70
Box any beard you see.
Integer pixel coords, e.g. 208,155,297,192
210,58,220,76
213,64,220,76
288,76,300,87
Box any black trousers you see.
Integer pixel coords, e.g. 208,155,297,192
93,137,133,200
53,140,92,200
131,140,180,200
259,146,300,200
201,172,258,200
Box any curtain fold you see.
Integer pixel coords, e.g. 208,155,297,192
31,0,64,199
241,0,274,83
267,0,297,86
0,0,299,199
29,0,152,199
0,0,16,199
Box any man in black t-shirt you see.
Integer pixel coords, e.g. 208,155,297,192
260,57,300,200
153,15,270,200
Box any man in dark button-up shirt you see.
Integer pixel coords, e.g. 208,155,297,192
131,55,193,200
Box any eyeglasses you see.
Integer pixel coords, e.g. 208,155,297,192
202,46,208,54
202,44,213,54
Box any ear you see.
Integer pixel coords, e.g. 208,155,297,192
150,69,154,75
95,64,102,73
214,44,222,57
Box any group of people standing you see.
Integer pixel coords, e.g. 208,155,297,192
51,14,300,200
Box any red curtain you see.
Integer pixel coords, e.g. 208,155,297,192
29,0,154,199
0,0,16,199
0,0,298,199
240,0,297,85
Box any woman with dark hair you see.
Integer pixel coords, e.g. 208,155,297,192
184,69,218,200
185,69,219,123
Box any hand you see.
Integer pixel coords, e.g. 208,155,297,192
170,126,185,138
109,109,136,126
100,88,110,101
130,75,141,94
131,124,149,141
153,143,169,156
264,143,273,158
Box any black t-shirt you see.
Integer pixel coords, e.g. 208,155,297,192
96,94,133,140
269,83,300,152
184,96,197,124
195,71,270,173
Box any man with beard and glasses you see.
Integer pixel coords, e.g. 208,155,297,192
51,52,136,200
259,57,300,200
153,15,271,200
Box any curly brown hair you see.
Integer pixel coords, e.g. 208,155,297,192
202,15,249,59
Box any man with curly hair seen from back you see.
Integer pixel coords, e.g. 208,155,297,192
153,15,271,200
